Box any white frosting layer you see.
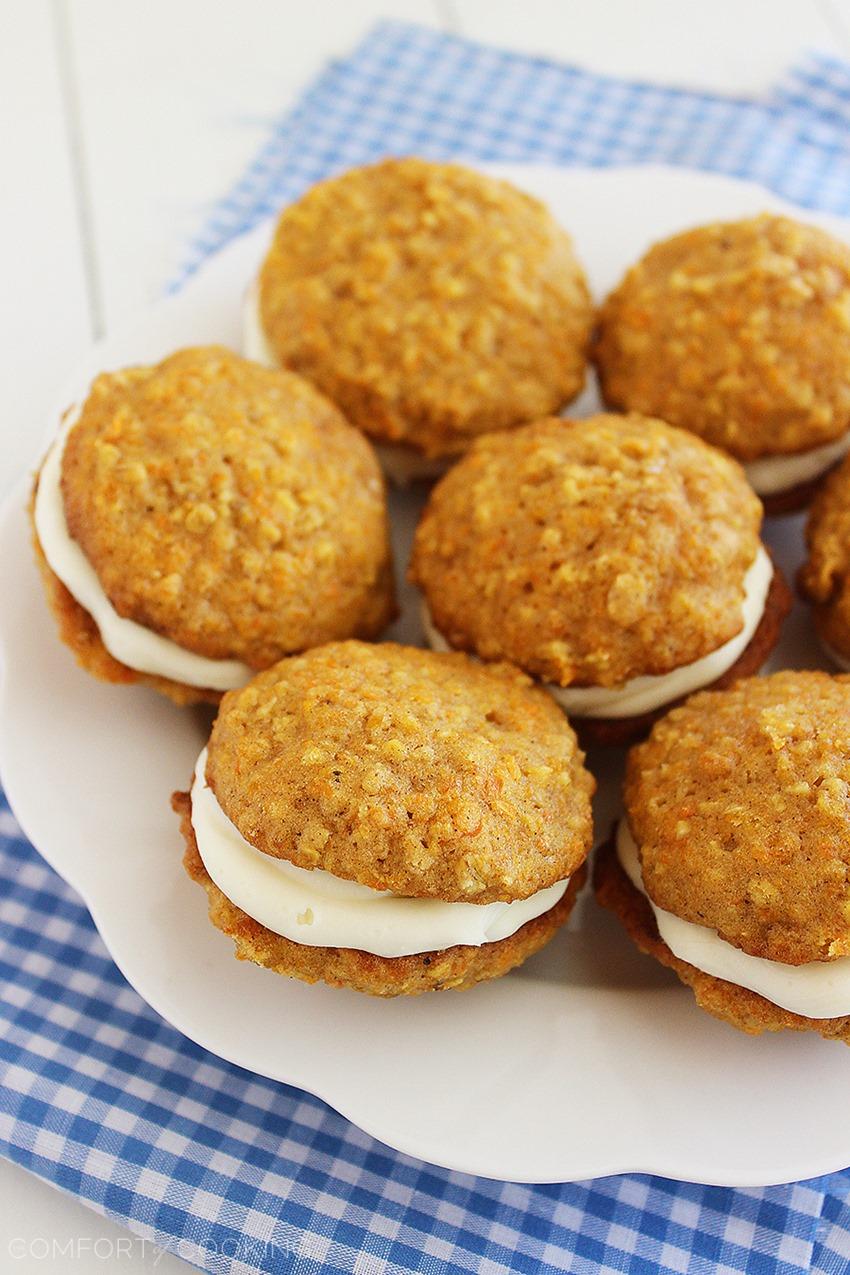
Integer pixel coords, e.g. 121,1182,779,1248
422,547,772,719
745,431,850,496
617,820,850,1019
34,407,252,691
242,282,447,487
191,748,569,957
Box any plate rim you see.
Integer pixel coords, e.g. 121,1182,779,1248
4,161,850,1187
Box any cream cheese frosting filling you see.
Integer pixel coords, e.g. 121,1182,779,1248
34,406,253,691
243,281,450,486
616,820,850,1019
422,546,772,719
191,747,569,957
744,431,850,496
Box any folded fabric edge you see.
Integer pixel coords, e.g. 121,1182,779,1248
172,18,850,294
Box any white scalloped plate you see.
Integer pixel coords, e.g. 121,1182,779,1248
2,165,850,1186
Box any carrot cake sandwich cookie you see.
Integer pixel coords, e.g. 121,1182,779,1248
173,641,595,996
410,413,790,745
595,671,850,1043
799,452,850,670
594,214,850,513
244,157,593,484
31,346,395,705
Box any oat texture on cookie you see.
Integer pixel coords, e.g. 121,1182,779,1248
595,214,850,459
800,453,850,658
410,413,763,687
58,346,395,667
625,670,850,965
258,158,593,457
205,641,595,903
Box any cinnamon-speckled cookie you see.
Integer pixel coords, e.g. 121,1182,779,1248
596,671,850,1042
594,214,850,512
31,346,395,704
410,413,789,743
174,641,595,995
250,158,592,470
799,451,850,669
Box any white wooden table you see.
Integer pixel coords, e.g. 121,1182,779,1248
3,1,850,1268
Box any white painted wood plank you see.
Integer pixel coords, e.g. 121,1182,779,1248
0,0,92,495
0,10,179,1259
818,0,850,49
451,0,843,92
67,0,445,329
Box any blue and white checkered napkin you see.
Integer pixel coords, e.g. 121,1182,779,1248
5,22,850,1275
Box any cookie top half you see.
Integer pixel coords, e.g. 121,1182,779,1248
258,157,592,457
410,413,763,687
595,214,850,460
625,671,850,965
206,641,595,903
60,346,394,667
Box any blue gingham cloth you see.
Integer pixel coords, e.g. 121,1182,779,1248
5,22,850,1275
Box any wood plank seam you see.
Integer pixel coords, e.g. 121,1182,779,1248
50,0,105,338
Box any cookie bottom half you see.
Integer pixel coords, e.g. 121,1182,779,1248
31,501,217,706
574,558,791,747
174,790,586,997
593,833,850,1044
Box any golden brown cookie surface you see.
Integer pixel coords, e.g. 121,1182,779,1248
800,452,850,660
595,214,850,460
206,641,595,903
625,670,850,965
59,346,395,668
258,158,592,457
410,413,763,687
175,790,585,996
